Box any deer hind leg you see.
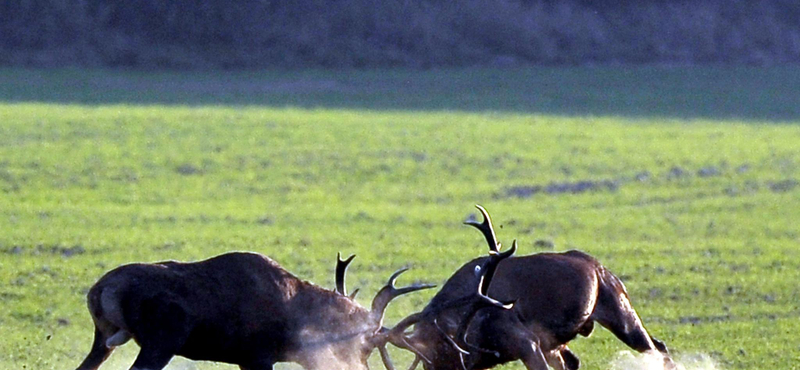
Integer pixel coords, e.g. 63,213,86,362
592,298,670,353
76,327,114,370
128,294,192,370
593,280,674,369
129,347,175,370
128,328,184,370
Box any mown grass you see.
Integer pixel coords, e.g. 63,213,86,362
0,68,799,370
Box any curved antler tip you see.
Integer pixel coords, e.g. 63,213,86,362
465,205,491,224
388,267,410,285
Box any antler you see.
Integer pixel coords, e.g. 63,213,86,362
379,345,422,370
371,270,436,370
453,242,516,337
380,206,515,370
335,252,356,296
464,205,500,253
382,240,516,367
466,205,515,294
370,268,436,327
436,207,516,363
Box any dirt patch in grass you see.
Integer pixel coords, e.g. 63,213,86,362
504,179,619,198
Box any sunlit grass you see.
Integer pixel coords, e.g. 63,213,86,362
1,68,799,370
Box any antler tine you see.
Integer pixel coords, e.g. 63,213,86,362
378,345,397,370
407,356,421,370
382,311,424,341
335,252,356,296
434,319,470,355
371,268,436,326
479,239,517,295
464,205,501,253
377,343,423,370
348,288,360,299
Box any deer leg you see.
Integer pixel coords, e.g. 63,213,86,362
239,357,275,370
129,347,174,370
517,341,549,370
469,310,549,370
491,321,548,370
127,296,191,370
128,333,183,370
545,345,581,370
592,305,664,352
239,365,274,370
75,327,114,370
593,288,675,369
545,349,566,370
560,347,580,370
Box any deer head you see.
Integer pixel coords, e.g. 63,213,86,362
379,205,516,370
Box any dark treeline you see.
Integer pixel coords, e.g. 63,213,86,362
1,0,799,69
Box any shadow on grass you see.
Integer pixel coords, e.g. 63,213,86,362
1,66,799,122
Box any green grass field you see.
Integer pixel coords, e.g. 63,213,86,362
1,67,799,370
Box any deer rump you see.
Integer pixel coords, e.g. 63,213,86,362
420,250,667,370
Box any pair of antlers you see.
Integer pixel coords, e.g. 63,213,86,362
379,205,517,370
464,205,517,296
334,252,437,370
335,205,512,297
332,205,514,370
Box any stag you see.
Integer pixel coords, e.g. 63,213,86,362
74,251,434,370
387,205,675,370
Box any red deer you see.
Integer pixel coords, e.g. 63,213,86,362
74,251,435,370
386,205,675,370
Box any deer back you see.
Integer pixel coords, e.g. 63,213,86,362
436,250,601,341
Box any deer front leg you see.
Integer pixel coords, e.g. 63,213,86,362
479,317,548,370
517,340,549,370
545,346,581,370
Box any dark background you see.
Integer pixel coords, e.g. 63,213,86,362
2,0,799,69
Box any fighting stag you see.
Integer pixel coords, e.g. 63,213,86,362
75,251,434,370
388,205,675,370
379,224,517,370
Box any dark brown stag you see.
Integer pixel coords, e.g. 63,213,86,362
387,205,675,370
75,251,434,370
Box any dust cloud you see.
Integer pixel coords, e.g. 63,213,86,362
609,351,721,370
